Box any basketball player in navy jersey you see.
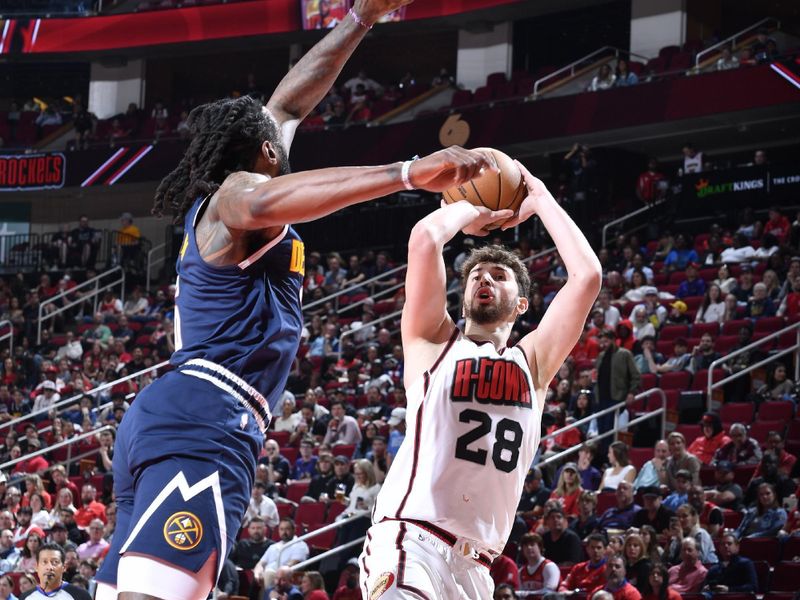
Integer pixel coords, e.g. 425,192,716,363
361,163,602,598
92,1,501,598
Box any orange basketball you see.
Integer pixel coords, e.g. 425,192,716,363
442,148,527,215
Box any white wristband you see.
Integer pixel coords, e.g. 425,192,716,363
401,160,415,190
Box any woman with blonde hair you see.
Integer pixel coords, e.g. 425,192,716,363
623,532,651,591
300,570,329,599
549,463,583,517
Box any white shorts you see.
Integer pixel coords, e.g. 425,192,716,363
359,520,495,600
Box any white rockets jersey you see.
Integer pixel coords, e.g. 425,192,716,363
373,329,542,555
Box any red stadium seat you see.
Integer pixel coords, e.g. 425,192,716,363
659,371,691,390
757,401,794,422
277,503,294,520
691,322,720,338
749,420,786,445
280,447,298,465
754,317,785,333
629,447,651,470
786,420,800,442
294,502,326,528
722,510,743,530
781,535,800,561
267,431,290,446
722,319,751,336
307,525,337,551
660,325,689,341
740,537,781,566
715,335,740,353
720,403,754,424
682,296,704,311
752,560,771,593
326,501,347,523
769,561,800,592
690,369,725,392
639,373,657,391
733,464,757,487
285,481,310,504
676,424,701,441
595,492,616,513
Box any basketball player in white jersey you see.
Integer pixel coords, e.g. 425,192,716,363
359,160,602,599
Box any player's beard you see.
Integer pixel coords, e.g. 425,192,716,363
464,294,517,325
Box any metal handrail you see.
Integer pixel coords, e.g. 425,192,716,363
522,245,557,266
695,17,780,68
291,536,366,571
37,266,125,344
146,242,167,293
277,511,366,567
539,388,667,447
532,46,650,98
2,361,168,431
302,263,407,314
0,320,12,353
601,199,667,248
337,309,403,358
338,280,407,319
0,424,113,475
706,321,800,410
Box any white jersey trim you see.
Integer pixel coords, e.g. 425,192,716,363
238,224,289,270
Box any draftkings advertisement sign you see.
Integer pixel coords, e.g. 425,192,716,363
0,153,66,191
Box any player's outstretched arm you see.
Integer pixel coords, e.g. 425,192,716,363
215,146,495,231
267,0,413,151
515,163,602,391
401,200,511,388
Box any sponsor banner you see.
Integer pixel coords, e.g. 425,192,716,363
0,153,65,191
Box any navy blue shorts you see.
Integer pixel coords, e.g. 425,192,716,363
96,366,265,586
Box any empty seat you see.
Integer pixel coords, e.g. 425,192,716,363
715,335,740,353
682,296,704,311
450,89,473,107
691,322,720,338
676,424,701,441
276,502,294,520
660,325,690,341
472,86,492,103
595,491,616,513
629,447,652,470
285,481,310,504
781,535,800,561
740,537,781,566
659,371,692,390
639,373,657,391
722,319,751,336
754,316,785,333
690,368,726,392
268,431,290,446
757,401,794,422
769,561,800,592
733,464,757,487
786,420,800,441
749,420,786,445
486,72,507,88
294,502,326,528
720,403,755,424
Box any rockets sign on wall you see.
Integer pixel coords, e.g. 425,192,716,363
0,153,66,191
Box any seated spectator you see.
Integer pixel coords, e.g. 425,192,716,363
302,454,335,502
560,533,607,592
575,443,602,490
615,59,639,87
634,337,663,375
736,481,787,538
721,234,757,265
542,506,584,566
713,264,737,296
493,583,518,600
264,565,303,600
677,263,705,298
588,64,616,91
666,504,718,565
652,338,691,374
571,325,600,362
597,289,622,328
704,531,758,593
704,461,743,511
598,481,641,531
663,300,692,326
687,485,724,537
569,490,600,540
588,555,641,600
230,517,272,570
746,282,776,318
668,537,707,593
490,553,520,592
756,430,797,478
75,519,109,561
748,446,797,509
244,481,279,529
599,442,637,490
757,362,795,401
664,234,698,272
687,412,729,464
518,532,560,593
291,438,319,482
549,462,583,517
662,432,701,488
633,440,668,491
272,394,301,433
662,470,692,512
323,401,362,447
716,46,740,70
640,562,680,600
254,518,309,589
631,306,656,341
258,440,291,487
689,334,721,374
713,423,762,467
633,486,673,533
623,532,650,592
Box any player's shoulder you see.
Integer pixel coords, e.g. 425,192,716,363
63,584,93,600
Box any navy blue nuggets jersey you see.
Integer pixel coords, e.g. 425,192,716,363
96,195,307,593
171,195,305,417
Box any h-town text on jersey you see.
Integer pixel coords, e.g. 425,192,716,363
450,358,532,409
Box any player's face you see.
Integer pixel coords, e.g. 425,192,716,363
463,263,521,326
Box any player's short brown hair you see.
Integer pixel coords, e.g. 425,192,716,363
460,245,531,299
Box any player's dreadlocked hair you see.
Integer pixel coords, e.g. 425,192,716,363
152,95,288,223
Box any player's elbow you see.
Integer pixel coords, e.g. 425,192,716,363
572,259,603,295
408,221,441,257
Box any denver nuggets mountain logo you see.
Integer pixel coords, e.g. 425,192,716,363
163,511,203,550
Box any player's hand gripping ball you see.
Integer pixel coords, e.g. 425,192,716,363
442,147,526,229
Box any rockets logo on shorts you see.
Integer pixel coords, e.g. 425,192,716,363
369,572,395,599
163,511,203,550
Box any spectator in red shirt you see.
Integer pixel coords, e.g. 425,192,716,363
490,553,521,590
764,206,790,244
74,483,107,528
636,158,665,205
688,412,730,465
560,533,607,592
755,430,798,478
549,462,583,517
589,554,642,600
572,324,600,362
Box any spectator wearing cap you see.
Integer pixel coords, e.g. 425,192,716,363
713,423,763,467
663,300,691,326
668,537,707,593
386,407,406,459
730,263,756,302
597,481,641,531
542,506,584,566
663,432,701,488
576,443,602,491
677,263,706,299
687,412,730,465
662,470,693,512
76,518,108,561
549,463,583,517
323,401,362,448
323,455,355,503
705,461,743,511
31,380,60,416
634,287,667,329
704,531,758,593
594,330,640,435
244,481,279,529
633,486,673,533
